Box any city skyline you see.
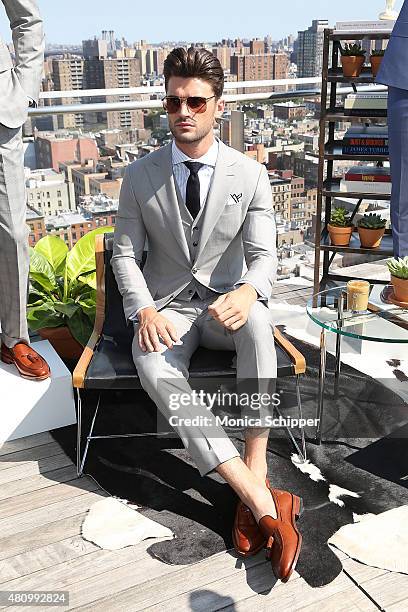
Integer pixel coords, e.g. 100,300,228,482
0,0,404,45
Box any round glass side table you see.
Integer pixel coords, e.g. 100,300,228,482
306,286,408,443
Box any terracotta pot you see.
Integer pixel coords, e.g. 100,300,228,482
391,275,408,303
370,55,383,78
357,226,385,249
341,55,365,78
328,224,353,246
38,326,83,360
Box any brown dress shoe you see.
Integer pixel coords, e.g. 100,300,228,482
259,487,303,583
232,500,266,557
1,343,50,381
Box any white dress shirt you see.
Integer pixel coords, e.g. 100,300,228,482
172,138,219,208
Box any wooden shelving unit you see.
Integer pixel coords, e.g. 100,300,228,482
313,28,392,294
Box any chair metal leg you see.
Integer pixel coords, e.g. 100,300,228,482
275,375,307,464
76,388,83,478
296,374,307,462
76,388,101,478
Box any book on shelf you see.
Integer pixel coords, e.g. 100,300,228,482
346,92,388,99
344,109,388,117
342,145,389,155
342,129,389,153
344,92,388,111
343,126,388,138
345,166,391,182
339,179,391,194
335,21,395,32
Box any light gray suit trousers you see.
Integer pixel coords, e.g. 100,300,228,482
0,0,44,347
132,296,277,476
0,125,30,347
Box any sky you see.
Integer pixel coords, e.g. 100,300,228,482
0,0,405,45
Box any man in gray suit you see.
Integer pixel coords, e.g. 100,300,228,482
377,0,408,259
112,47,302,583
0,0,49,380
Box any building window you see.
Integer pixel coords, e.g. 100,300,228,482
57,190,61,197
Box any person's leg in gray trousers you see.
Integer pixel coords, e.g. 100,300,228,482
132,297,277,477
0,125,30,348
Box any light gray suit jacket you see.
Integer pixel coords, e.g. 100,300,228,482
111,140,278,321
0,0,44,128
376,1,408,90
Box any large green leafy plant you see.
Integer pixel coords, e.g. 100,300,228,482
27,227,113,346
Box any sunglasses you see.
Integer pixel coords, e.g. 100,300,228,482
162,95,216,114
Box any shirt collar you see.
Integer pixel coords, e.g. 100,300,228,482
172,138,219,168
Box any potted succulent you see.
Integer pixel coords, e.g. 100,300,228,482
340,43,366,78
370,48,385,78
27,227,113,360
328,207,354,246
386,256,408,303
357,213,387,248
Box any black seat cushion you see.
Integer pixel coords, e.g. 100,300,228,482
84,234,295,389
85,336,295,389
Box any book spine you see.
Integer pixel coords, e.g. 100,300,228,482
345,173,391,182
340,180,391,194
342,146,389,154
346,93,388,99
343,138,388,146
344,109,387,116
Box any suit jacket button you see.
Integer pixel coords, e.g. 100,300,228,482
192,267,197,274
193,242,198,247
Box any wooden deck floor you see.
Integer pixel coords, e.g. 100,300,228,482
1,431,408,610
1,280,408,611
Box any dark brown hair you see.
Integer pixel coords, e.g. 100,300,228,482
163,47,224,98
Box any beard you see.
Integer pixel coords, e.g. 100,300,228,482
169,120,214,144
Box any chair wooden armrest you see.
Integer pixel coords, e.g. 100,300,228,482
72,234,106,389
273,327,306,375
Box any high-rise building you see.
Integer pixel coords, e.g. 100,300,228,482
220,110,245,153
101,55,143,129
51,57,85,129
82,38,108,60
230,53,289,93
84,51,143,129
250,39,265,55
212,46,231,71
297,19,329,81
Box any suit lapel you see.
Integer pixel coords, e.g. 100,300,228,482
145,143,190,263
195,140,237,261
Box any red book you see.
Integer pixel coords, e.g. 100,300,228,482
345,172,391,182
345,138,388,146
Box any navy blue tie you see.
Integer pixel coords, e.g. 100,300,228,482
184,161,203,219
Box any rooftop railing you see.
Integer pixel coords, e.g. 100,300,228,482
30,77,387,116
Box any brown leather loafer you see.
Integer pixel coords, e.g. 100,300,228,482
1,343,50,381
232,500,266,557
259,487,303,583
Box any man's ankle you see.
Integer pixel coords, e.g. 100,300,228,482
244,459,268,483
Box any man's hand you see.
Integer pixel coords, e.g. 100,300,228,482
137,307,179,352
207,284,258,331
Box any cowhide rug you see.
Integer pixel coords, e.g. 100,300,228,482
51,337,408,588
